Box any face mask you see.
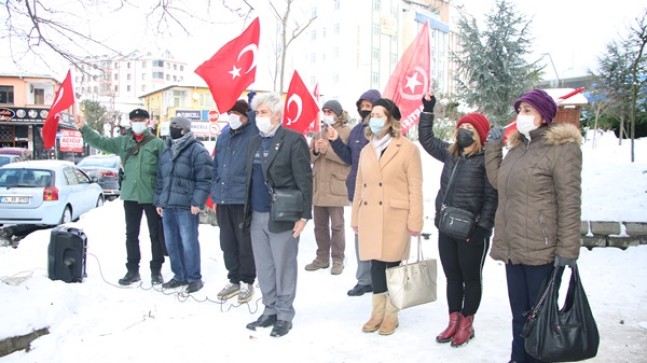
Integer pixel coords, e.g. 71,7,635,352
256,116,275,135
131,122,147,135
228,113,243,130
323,114,336,126
456,128,475,148
359,110,371,121
516,114,538,140
170,127,184,140
369,118,386,134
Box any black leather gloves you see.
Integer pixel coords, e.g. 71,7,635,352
554,255,577,267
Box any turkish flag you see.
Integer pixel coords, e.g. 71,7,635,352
283,71,320,135
42,70,75,150
382,22,430,135
195,17,260,114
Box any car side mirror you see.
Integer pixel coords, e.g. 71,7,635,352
91,176,99,183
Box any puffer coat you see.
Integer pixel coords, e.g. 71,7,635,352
485,123,582,265
154,135,213,209
418,112,497,232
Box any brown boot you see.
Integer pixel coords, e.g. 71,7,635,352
436,312,461,343
451,314,475,347
362,292,386,332
378,295,399,335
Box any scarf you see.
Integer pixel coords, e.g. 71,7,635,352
371,133,392,159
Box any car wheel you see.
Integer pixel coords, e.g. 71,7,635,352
96,195,105,207
59,206,72,224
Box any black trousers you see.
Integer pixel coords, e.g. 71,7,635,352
216,204,256,284
370,260,400,294
123,201,165,272
438,231,490,316
506,262,557,363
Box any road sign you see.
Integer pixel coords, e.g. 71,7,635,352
209,123,220,136
208,110,219,123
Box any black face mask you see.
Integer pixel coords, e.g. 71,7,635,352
456,128,475,148
170,127,184,140
359,110,371,121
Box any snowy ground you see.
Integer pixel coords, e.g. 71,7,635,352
0,130,646,363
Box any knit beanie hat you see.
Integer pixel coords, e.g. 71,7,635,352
373,98,401,121
456,113,491,146
322,100,343,116
171,116,192,132
229,99,249,115
514,89,558,124
355,89,382,111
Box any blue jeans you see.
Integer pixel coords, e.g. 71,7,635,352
162,208,201,283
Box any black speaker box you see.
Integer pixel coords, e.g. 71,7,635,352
47,225,87,283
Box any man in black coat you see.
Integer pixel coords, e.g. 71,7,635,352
242,93,313,338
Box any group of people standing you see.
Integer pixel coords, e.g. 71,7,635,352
73,86,583,362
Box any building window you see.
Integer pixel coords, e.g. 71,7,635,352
127,62,131,69
373,0,380,11
153,72,164,79
141,61,146,68
334,0,340,10
141,85,147,92
166,74,170,80
114,85,119,92
173,90,186,107
334,23,340,34
142,73,147,80
311,29,317,41
153,60,164,67
114,74,118,80
173,75,177,82
372,72,379,84
33,88,45,105
322,26,327,38
0,86,14,104
127,85,131,92
127,74,131,81
173,64,177,70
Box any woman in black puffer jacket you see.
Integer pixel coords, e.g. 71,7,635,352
418,94,498,348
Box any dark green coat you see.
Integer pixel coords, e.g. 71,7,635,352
79,125,166,203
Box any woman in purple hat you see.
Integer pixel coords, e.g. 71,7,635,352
484,88,583,363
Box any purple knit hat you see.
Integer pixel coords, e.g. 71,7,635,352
513,89,557,124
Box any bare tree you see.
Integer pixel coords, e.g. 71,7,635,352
1,0,247,74
268,0,316,92
626,11,647,162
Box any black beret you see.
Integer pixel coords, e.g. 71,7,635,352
373,98,401,121
129,108,150,120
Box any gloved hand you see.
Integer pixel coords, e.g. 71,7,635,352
486,126,505,144
554,255,577,267
422,94,436,113
467,226,490,243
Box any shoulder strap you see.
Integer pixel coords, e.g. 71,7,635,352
441,159,460,205
124,133,156,165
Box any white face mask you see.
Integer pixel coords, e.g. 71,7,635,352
322,114,335,126
516,114,537,140
131,122,147,135
228,113,243,130
256,116,275,135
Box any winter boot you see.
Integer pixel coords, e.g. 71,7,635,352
436,312,461,343
378,295,400,335
362,292,387,333
451,314,475,347
151,269,164,285
118,270,141,286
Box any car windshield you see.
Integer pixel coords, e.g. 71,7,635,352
0,156,13,167
0,169,53,188
78,157,119,168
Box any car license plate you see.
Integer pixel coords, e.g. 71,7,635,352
1,195,30,204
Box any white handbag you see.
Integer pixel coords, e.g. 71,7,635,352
385,236,437,309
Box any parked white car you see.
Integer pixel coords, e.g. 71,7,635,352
0,160,104,225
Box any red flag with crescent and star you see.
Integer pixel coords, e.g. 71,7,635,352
42,69,75,149
283,70,320,135
382,22,430,135
195,17,260,114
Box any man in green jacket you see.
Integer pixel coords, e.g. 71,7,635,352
75,109,167,286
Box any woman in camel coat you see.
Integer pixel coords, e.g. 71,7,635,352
351,98,424,336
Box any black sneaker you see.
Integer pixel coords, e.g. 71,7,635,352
347,284,373,296
186,280,204,293
118,271,141,286
162,279,188,289
151,271,164,285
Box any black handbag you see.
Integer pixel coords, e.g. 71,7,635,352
437,160,477,239
270,188,303,222
522,265,600,362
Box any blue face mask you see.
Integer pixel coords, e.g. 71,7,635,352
369,118,385,134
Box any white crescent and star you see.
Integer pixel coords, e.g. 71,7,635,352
229,43,258,80
285,95,303,125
